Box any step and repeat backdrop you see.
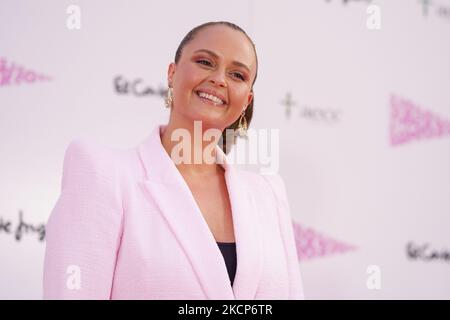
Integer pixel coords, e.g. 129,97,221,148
1,0,450,299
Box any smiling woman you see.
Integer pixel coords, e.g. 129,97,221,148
166,21,258,155
43,21,304,300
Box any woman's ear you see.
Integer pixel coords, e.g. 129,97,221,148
246,90,254,107
167,62,176,87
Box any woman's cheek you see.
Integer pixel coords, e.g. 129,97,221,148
231,88,248,108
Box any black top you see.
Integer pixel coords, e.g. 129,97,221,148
216,242,237,286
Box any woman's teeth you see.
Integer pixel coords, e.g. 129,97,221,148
197,91,224,105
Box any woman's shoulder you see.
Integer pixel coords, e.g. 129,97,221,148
238,168,286,189
62,138,119,172
237,169,288,202
62,137,141,166
64,137,113,159
60,137,141,189
237,169,292,221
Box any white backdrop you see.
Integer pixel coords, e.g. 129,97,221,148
1,0,450,299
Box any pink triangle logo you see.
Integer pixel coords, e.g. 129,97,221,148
390,94,450,146
292,221,357,261
0,57,52,87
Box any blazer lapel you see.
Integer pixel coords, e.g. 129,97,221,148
223,156,264,300
137,124,263,300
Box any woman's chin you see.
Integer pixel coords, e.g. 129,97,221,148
185,111,229,129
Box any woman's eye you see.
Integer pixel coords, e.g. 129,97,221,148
196,59,245,81
197,59,212,66
232,72,245,81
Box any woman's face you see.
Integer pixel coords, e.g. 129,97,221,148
167,25,257,130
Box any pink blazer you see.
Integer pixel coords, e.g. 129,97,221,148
43,124,305,300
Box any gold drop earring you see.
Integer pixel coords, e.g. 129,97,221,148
165,87,173,109
236,108,248,138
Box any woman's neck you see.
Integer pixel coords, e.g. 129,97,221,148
160,120,224,177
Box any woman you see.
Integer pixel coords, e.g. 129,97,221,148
43,21,305,300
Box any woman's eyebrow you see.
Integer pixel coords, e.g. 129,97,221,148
193,49,250,73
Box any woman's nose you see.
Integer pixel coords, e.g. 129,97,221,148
208,70,227,87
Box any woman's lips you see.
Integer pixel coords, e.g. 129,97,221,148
195,91,227,107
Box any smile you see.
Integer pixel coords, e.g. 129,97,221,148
195,91,226,106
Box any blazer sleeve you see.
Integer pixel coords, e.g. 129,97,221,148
43,139,123,299
262,173,305,300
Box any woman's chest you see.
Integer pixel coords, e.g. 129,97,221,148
183,173,235,243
